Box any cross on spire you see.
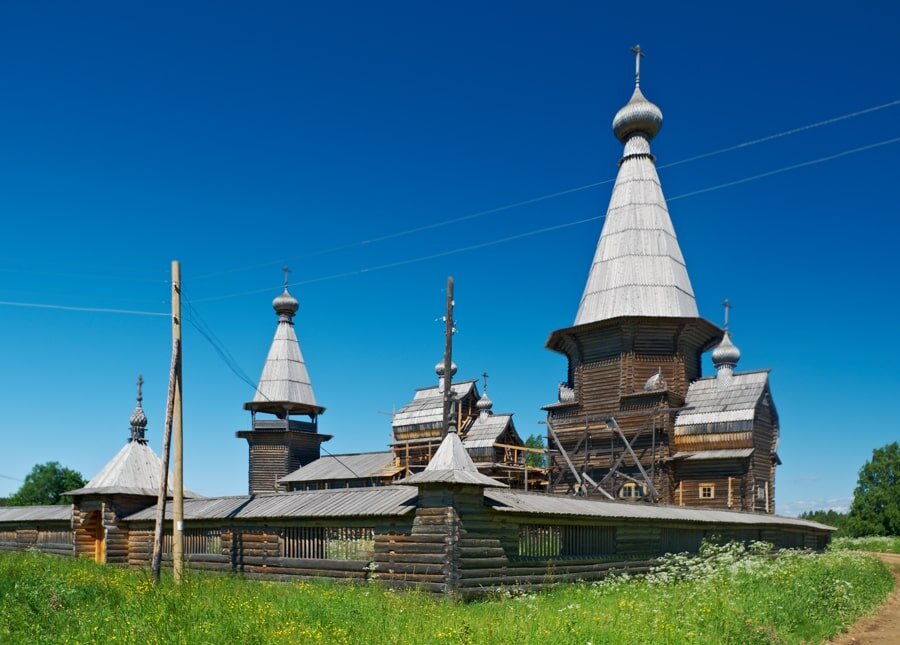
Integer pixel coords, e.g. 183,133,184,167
136,374,143,406
282,266,291,291
631,44,645,88
482,370,489,394
722,299,732,330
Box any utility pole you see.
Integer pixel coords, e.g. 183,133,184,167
150,337,179,583
442,276,454,436
172,260,184,583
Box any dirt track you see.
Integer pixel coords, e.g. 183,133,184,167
829,553,900,644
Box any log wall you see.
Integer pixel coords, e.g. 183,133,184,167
0,485,832,596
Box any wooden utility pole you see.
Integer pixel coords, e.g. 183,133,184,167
171,260,185,582
150,337,180,583
442,277,454,436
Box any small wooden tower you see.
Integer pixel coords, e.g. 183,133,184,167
236,273,331,494
66,376,177,562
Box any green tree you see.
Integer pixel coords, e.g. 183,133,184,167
798,509,848,536
524,433,547,468
7,462,85,506
846,442,900,537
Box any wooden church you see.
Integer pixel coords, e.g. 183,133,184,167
236,50,780,512
543,48,779,512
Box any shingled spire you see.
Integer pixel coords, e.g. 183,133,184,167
244,268,323,418
575,46,698,325
238,269,331,495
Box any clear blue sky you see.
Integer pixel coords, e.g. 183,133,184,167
0,2,897,515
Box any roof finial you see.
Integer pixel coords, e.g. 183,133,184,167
482,370,489,394
631,44,644,88
712,301,741,381
477,371,493,417
272,267,300,320
129,374,148,443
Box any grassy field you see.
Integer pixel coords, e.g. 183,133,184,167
832,535,900,554
0,542,893,644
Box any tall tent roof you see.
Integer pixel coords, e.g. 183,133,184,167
575,52,698,325
245,281,323,417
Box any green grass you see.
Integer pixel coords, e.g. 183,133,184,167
831,535,900,554
0,543,893,644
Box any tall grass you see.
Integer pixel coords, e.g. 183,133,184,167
0,543,893,644
831,535,900,554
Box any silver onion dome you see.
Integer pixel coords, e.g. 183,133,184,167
712,331,741,369
612,86,663,144
273,288,299,318
434,360,458,378
130,406,148,429
476,391,493,413
643,369,667,392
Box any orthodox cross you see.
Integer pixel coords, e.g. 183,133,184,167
282,266,291,290
722,299,732,330
136,374,144,406
482,371,489,395
631,44,645,87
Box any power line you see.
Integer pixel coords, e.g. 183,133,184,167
191,134,900,304
0,474,22,482
191,98,900,282
0,300,169,317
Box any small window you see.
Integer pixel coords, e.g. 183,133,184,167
619,483,644,499
700,484,715,499
756,480,767,501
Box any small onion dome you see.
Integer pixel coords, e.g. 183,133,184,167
434,360,458,378
476,391,493,414
712,331,741,369
612,87,663,144
272,288,299,317
130,405,148,430
644,370,667,392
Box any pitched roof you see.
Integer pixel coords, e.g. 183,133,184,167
392,380,477,429
124,486,418,521
675,371,770,432
575,88,698,325
279,451,399,483
66,441,177,498
462,413,515,450
485,490,833,531
400,431,507,488
668,448,755,461
0,505,72,522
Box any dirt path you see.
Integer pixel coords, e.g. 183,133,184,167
829,553,900,644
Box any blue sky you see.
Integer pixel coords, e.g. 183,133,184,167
0,2,897,515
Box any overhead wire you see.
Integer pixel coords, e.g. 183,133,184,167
0,300,169,317
190,98,900,282
191,134,900,304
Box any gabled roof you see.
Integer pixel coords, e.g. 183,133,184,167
462,413,516,450
574,90,698,325
400,431,507,488
279,451,399,483
675,371,770,433
124,486,418,521
392,380,477,429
